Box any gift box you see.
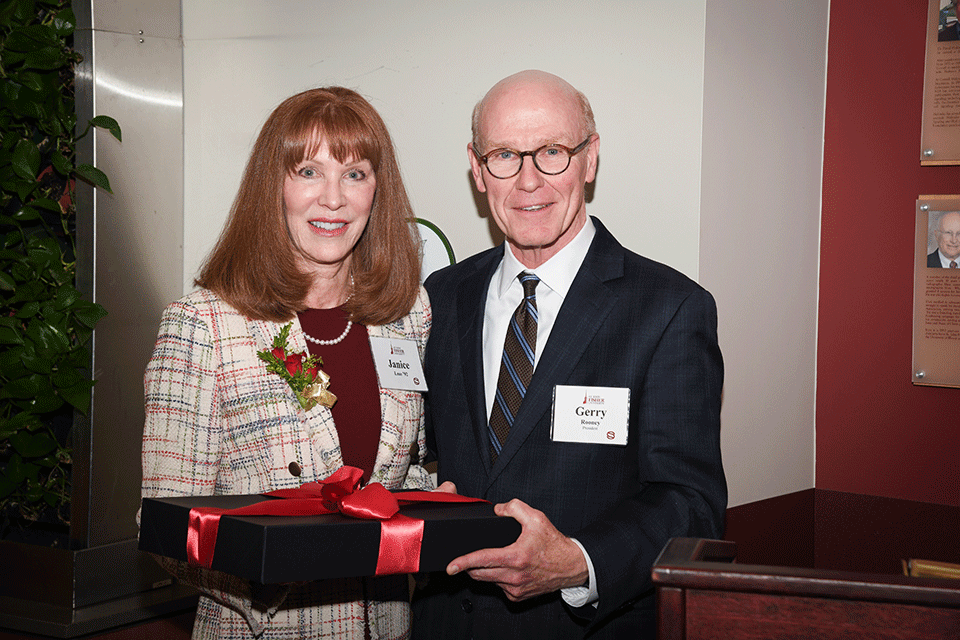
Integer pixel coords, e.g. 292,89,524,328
138,491,521,584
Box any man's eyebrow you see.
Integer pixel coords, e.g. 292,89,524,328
485,138,563,150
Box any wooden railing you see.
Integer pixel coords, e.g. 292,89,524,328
653,537,960,639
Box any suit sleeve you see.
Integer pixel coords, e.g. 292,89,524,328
577,286,725,625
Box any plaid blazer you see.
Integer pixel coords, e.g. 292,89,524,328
141,286,432,640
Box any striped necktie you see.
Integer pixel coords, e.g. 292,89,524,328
489,272,540,464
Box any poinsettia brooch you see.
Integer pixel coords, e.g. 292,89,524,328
257,323,336,410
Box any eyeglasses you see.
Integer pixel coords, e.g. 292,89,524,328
473,136,592,179
938,230,960,240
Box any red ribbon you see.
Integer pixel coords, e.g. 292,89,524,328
185,466,482,576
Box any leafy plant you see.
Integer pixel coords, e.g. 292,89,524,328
0,0,119,534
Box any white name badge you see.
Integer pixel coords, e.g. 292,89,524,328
550,385,629,446
368,337,428,392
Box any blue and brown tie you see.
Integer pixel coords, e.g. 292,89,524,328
489,272,540,464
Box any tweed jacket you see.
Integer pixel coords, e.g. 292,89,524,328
141,286,432,640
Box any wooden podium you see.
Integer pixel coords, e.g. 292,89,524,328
653,490,960,639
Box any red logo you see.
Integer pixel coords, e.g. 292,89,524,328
606,431,615,440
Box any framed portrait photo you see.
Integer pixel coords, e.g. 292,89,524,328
913,195,960,387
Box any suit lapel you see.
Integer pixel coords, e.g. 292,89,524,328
247,316,281,354
487,220,625,483
455,248,503,478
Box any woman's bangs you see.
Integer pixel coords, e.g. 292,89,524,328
284,112,382,173
281,123,316,174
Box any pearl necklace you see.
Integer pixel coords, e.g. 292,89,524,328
303,319,352,346
303,276,354,346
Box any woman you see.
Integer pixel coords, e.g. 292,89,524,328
140,87,431,640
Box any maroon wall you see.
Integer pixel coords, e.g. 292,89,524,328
817,0,960,506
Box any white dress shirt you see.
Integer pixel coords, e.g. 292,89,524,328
936,249,960,268
481,217,599,607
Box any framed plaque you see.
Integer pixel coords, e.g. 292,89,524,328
921,0,960,165
912,195,960,387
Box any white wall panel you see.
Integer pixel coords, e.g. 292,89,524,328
181,1,707,289
700,0,828,506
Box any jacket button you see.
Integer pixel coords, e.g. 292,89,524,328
460,598,473,613
288,461,302,476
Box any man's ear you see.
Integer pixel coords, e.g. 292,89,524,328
467,143,488,193
585,133,600,183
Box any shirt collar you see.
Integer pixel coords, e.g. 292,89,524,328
495,217,596,298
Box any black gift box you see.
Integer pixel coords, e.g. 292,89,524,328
138,493,521,584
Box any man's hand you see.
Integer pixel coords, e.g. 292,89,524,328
446,499,588,601
434,481,458,494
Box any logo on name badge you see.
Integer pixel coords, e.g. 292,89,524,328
606,431,615,440
391,344,405,356
583,391,605,405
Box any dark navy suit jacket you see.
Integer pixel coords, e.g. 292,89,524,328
413,218,726,639
940,22,960,41
929,250,944,267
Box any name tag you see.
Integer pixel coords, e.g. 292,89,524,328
368,337,428,392
550,385,629,445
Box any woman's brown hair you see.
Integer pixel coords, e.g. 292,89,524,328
196,87,421,325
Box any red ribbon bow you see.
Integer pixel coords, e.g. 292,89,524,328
186,466,481,577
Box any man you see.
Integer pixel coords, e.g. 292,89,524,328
413,70,726,639
940,3,960,41
928,211,960,268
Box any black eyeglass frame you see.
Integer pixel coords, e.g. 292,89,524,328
473,135,593,179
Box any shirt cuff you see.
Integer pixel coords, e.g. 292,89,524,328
560,538,598,607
